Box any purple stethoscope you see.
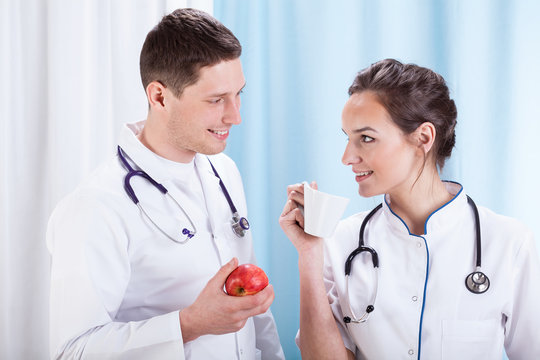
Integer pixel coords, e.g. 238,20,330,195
117,146,250,243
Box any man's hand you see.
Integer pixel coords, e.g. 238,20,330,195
179,257,275,343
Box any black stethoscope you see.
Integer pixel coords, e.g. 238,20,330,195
117,146,250,243
343,195,490,324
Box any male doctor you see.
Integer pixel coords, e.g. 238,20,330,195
47,8,284,359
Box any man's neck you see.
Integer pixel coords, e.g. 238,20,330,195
138,117,196,163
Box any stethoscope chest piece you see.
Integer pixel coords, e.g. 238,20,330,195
231,212,250,237
465,269,490,294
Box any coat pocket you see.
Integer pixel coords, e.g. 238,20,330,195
441,318,503,360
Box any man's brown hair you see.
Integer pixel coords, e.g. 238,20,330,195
140,8,242,97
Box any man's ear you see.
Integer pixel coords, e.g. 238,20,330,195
146,81,166,109
415,122,436,154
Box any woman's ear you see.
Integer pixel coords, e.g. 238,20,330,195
415,122,436,154
146,81,166,109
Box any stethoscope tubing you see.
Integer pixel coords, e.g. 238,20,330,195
343,194,490,324
117,146,249,242
118,146,197,241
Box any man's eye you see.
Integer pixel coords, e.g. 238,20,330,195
210,98,224,104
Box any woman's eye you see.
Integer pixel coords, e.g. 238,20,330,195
362,135,374,143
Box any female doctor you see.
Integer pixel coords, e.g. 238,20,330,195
279,59,540,359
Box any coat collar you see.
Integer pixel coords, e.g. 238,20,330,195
117,121,229,235
118,121,169,184
381,181,468,237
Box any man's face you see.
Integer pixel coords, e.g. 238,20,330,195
163,58,245,160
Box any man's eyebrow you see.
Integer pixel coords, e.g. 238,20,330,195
208,83,246,98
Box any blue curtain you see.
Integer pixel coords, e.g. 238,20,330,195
214,1,540,358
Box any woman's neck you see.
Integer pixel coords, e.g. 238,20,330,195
387,169,453,235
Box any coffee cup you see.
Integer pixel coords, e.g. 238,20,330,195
302,182,350,238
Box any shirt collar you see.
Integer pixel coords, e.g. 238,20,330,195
381,181,467,236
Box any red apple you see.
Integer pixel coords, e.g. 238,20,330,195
225,264,269,296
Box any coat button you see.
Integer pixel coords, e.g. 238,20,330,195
408,349,414,355
412,296,418,302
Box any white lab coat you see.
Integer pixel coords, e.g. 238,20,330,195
322,182,540,359
47,122,284,359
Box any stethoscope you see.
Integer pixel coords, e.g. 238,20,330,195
117,146,250,243
343,195,490,324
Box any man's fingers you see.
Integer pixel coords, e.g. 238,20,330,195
249,284,275,315
210,257,239,287
234,284,275,315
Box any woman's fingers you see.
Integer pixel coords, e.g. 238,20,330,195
286,183,305,196
281,204,305,229
280,199,297,217
288,190,305,207
293,207,305,229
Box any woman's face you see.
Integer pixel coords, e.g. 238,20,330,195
341,91,423,198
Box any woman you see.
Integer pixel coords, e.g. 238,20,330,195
279,59,540,359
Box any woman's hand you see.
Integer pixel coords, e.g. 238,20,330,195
280,182,352,360
279,181,323,254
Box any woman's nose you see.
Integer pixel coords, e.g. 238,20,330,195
341,142,361,166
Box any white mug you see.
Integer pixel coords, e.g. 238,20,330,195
302,182,350,238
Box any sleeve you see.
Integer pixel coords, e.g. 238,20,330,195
293,232,357,354
504,228,540,359
47,193,185,360
253,310,286,360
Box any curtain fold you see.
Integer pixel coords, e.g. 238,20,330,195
214,1,540,358
0,1,211,358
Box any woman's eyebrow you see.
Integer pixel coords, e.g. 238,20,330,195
353,126,378,133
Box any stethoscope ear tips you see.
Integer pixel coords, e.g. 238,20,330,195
465,270,490,294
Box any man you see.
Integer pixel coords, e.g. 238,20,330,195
47,8,284,359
